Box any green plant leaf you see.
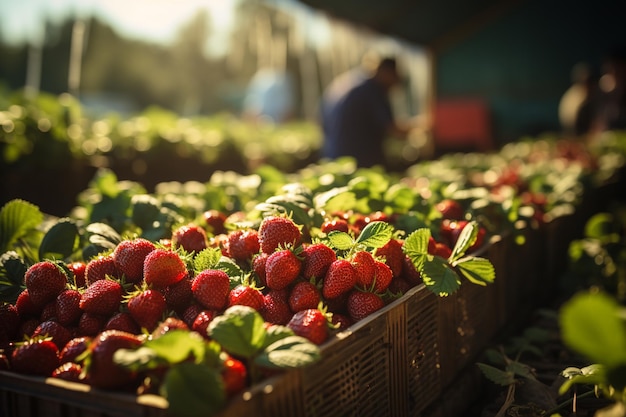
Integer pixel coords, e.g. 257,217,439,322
450,221,478,261
39,218,79,260
421,256,461,296
0,251,27,303
215,257,244,288
477,363,515,386
131,194,162,230
327,230,354,251
560,292,626,367
208,305,267,359
261,324,295,350
162,362,226,417
559,364,605,394
146,330,207,364
506,361,536,380
355,221,393,249
455,257,495,286
194,248,222,272
255,335,321,370
402,228,431,270
0,199,43,253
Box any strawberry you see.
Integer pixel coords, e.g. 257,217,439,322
347,290,385,322
322,259,357,299
320,218,349,234
85,330,144,389
78,312,107,336
143,249,188,288
434,242,452,259
401,255,422,286
427,236,437,255
51,362,83,382
112,238,156,284
331,313,353,331
351,250,376,287
126,288,167,332
39,301,57,322
301,243,336,281
67,261,87,287
258,216,301,254
192,269,231,311
10,338,59,376
18,318,41,339
227,229,260,262
191,310,215,338
288,281,321,313
372,261,393,293
203,209,227,235
228,284,264,312
152,317,188,338
80,279,123,316
105,312,141,334
252,252,269,286
287,308,329,345
163,276,193,313
262,290,293,325
59,336,91,363
221,355,247,396
55,289,82,326
0,303,19,345
375,238,404,278
15,289,41,318
172,224,209,254
85,255,120,286
435,199,464,220
181,303,205,328
24,261,68,307
265,249,302,290
32,320,72,350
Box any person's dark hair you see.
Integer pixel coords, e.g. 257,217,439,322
378,57,397,72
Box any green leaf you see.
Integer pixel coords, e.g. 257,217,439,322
455,257,495,286
402,228,431,270
194,248,222,272
560,292,626,367
355,221,393,249
450,221,478,261
145,330,207,364
215,257,244,287
255,335,321,370
477,363,516,386
39,218,79,260
421,256,461,296
208,305,267,359
261,324,296,350
0,251,27,303
559,364,605,394
131,194,162,230
0,199,43,253
315,188,357,214
162,362,226,417
327,230,354,251
506,361,536,380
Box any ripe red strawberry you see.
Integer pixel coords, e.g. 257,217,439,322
331,313,353,331
258,216,301,254
15,289,41,318
265,249,302,290
221,355,247,396
287,308,329,345
172,224,209,254
320,218,349,234
143,249,188,288
227,229,260,262
55,289,82,326
113,238,156,283
0,303,19,345
351,250,376,287
126,288,167,332
152,317,188,338
51,361,83,382
372,261,393,293
288,281,321,313
18,318,41,339
402,256,422,286
192,269,231,311
32,320,72,350
427,236,438,255
191,310,215,338
59,336,91,363
85,255,120,286
436,199,464,220
262,290,292,325
24,261,68,307
67,261,87,287
11,338,59,376
85,330,143,389
347,290,385,322
228,284,264,312
181,303,205,328
39,301,57,322
376,238,404,278
322,259,357,299
105,312,141,334
252,252,269,286
434,242,452,259
163,276,193,313
203,209,227,235
78,312,107,336
301,243,336,281
80,279,123,316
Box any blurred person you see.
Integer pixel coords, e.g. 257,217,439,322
559,62,602,136
242,68,295,123
320,57,413,168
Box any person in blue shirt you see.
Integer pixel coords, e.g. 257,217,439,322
321,57,410,168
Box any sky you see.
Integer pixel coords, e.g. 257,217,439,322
0,0,239,54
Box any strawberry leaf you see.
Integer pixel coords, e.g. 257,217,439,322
402,228,431,270
455,257,495,286
255,335,321,370
477,363,516,386
215,257,244,288
355,221,393,249
208,305,267,359
327,230,354,251
261,324,296,350
315,187,357,214
162,362,226,417
0,199,43,254
421,256,461,296
39,218,79,260
559,365,605,394
450,221,478,262
194,247,222,272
